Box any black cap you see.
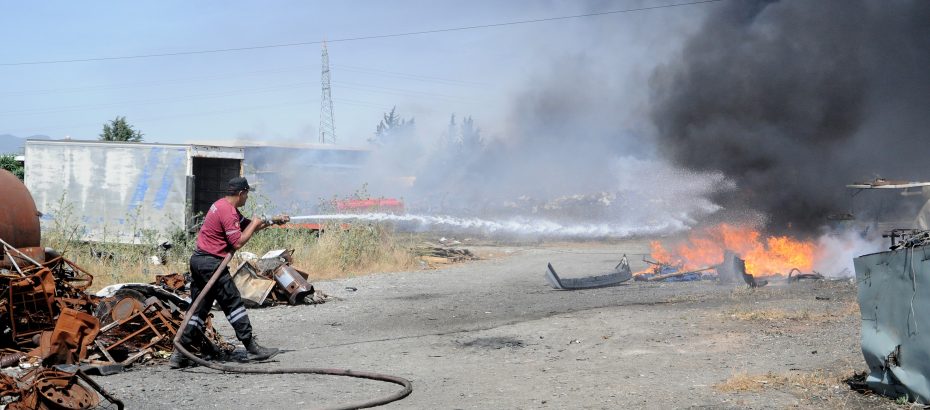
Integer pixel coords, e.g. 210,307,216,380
227,177,252,194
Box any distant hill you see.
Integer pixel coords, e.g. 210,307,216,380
0,134,50,154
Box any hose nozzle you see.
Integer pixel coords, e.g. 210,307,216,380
262,214,291,225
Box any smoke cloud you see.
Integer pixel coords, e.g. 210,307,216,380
650,0,930,235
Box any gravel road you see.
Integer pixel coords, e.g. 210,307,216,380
95,240,901,409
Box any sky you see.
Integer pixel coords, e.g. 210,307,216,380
0,0,713,146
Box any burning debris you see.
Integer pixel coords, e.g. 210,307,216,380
632,224,829,286
633,260,715,283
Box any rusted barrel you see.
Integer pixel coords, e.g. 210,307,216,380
0,169,43,266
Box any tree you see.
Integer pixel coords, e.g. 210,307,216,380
369,106,414,146
0,154,24,180
458,115,483,155
99,116,144,142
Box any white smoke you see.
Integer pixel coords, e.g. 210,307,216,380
813,228,885,278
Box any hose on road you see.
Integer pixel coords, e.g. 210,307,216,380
172,253,413,409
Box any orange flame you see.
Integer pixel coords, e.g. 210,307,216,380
647,224,815,276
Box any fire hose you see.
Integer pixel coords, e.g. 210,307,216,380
172,252,413,409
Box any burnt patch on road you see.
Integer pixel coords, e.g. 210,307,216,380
459,336,525,349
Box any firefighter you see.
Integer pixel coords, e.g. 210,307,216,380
170,177,279,368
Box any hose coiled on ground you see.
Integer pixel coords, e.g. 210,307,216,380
172,253,413,409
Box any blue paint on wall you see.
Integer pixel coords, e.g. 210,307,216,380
153,154,184,209
127,147,163,214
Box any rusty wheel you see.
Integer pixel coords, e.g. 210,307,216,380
35,372,100,409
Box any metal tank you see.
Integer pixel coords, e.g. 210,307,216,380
0,169,44,267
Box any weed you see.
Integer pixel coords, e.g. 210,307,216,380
895,394,909,405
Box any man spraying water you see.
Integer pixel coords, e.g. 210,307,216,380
170,177,289,368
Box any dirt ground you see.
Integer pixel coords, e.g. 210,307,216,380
95,240,905,409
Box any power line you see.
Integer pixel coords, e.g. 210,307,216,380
0,0,724,67
0,65,316,96
0,64,477,96
0,80,471,117
3,97,389,136
332,64,487,87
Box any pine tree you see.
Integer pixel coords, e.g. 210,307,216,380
99,116,144,142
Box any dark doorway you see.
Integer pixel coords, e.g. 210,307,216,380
192,157,241,218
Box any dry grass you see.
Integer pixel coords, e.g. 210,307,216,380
244,223,417,280
724,302,859,323
43,222,418,290
715,370,843,393
40,195,419,289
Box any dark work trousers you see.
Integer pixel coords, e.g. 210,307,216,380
179,250,254,348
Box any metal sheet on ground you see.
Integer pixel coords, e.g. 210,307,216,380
545,262,632,290
855,245,930,402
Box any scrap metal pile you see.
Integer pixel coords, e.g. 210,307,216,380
0,246,242,409
0,251,323,408
0,247,119,408
232,249,320,307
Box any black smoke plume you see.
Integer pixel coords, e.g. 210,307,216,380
650,0,930,234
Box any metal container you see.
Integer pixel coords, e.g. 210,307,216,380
272,265,314,305
0,169,44,267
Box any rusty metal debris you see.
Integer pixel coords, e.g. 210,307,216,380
232,262,276,307
0,367,123,409
0,244,227,408
233,249,321,306
153,272,187,293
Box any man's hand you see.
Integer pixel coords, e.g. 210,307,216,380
251,214,271,231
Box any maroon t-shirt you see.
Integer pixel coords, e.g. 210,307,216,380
196,198,251,257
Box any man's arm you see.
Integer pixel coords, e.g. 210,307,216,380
232,215,267,249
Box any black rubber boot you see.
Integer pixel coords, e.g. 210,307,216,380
168,349,195,369
244,337,280,361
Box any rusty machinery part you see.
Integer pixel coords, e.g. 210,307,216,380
39,256,95,293
5,368,124,410
173,253,413,410
34,369,100,409
0,351,26,368
272,264,315,305
94,289,146,326
6,269,58,344
0,239,45,275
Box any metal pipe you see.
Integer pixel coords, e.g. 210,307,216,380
173,252,413,410
3,243,24,276
0,352,25,368
0,237,43,267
